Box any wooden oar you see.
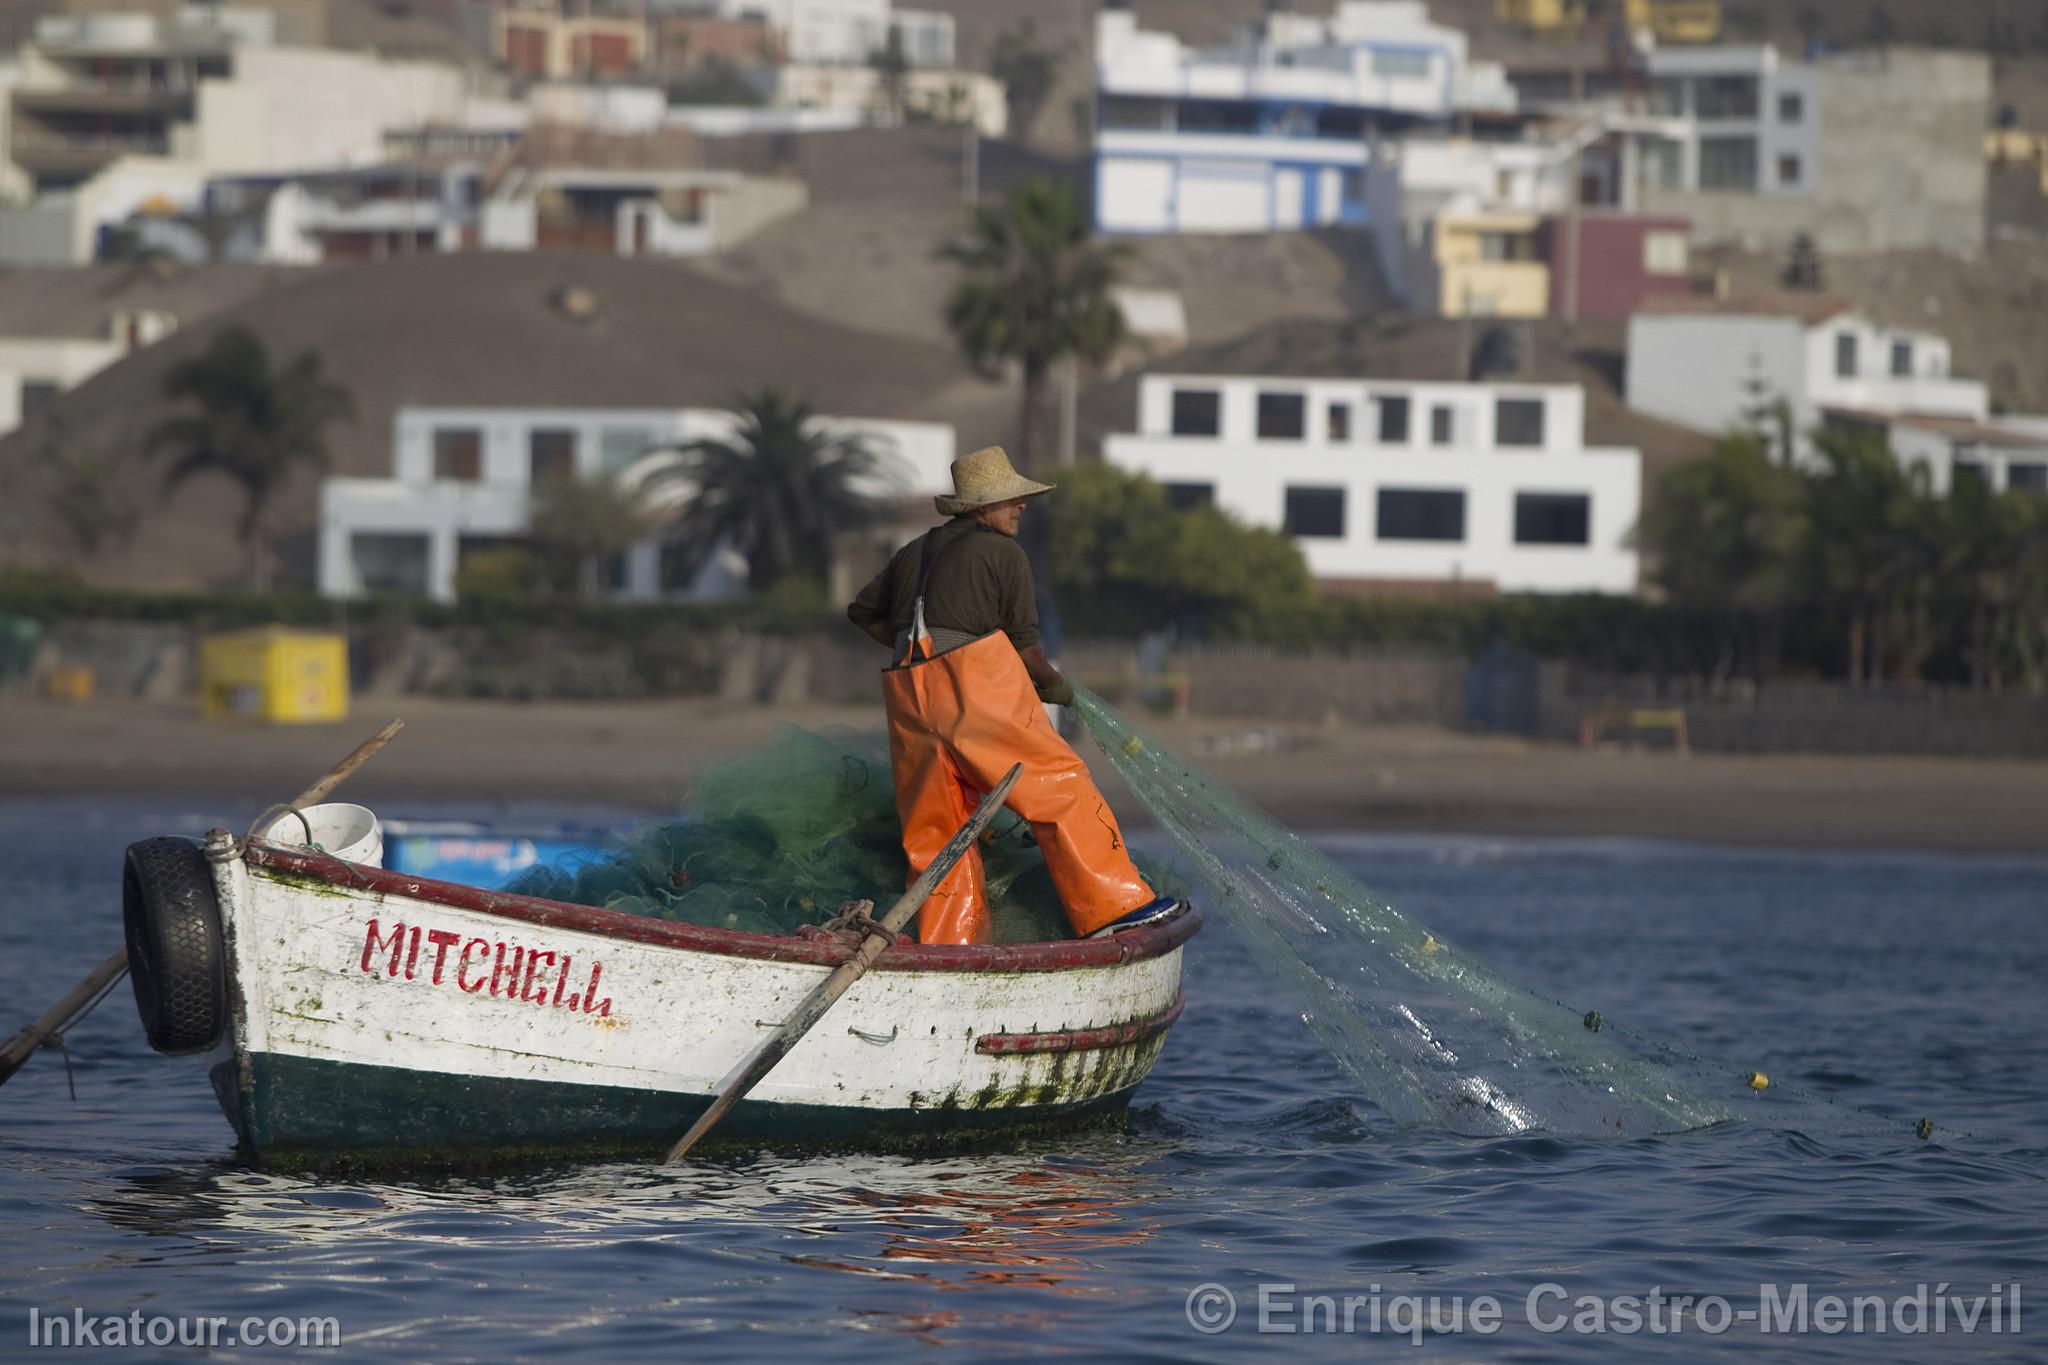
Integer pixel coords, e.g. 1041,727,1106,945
664,762,1023,1163
0,719,404,1090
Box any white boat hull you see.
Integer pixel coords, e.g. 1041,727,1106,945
200,839,1197,1167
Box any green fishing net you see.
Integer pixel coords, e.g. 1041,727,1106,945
505,726,1076,944
1070,685,1902,1140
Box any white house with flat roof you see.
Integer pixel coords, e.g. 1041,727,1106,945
319,405,954,602
1092,0,1515,235
1628,295,2048,492
1105,373,1640,594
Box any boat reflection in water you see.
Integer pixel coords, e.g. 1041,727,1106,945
82,1145,1169,1343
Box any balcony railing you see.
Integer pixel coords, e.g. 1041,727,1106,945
10,130,171,174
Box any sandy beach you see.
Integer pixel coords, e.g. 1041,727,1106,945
3,695,2044,856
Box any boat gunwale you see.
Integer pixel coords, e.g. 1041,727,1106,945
243,839,1201,974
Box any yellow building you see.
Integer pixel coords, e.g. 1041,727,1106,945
1430,212,1551,319
1497,0,1571,28
1626,0,1722,44
1501,0,1721,42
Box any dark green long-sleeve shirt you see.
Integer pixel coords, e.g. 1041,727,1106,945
847,517,1040,653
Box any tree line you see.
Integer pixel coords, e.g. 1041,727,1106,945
1638,428,2048,690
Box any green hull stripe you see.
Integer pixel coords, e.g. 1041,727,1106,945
212,1053,1140,1171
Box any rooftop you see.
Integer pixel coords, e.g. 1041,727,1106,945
0,261,292,341
0,251,1002,591
1824,406,2048,450
1081,314,1714,467
1636,291,1858,326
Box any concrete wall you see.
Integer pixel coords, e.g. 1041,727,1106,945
0,199,77,265
1644,49,1990,253
1626,313,1810,434
707,176,808,249
1063,641,1468,726
194,47,473,176
0,336,124,433
1539,669,2048,758
28,621,2048,758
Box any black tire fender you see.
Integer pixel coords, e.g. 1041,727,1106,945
123,837,228,1056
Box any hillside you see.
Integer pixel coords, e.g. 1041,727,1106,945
0,251,1004,591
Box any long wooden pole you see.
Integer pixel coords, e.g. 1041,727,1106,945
0,950,127,1086
0,719,405,1090
664,762,1023,1163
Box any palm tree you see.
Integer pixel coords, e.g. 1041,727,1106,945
937,177,1128,472
658,387,897,593
145,326,353,590
1637,433,1810,682
1804,426,1940,684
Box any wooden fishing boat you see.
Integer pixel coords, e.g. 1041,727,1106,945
120,825,1200,1170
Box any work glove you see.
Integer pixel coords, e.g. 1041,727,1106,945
1038,675,1076,707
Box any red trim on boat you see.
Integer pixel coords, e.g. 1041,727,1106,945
974,990,1186,1056
244,841,1202,974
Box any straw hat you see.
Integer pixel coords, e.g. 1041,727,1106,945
934,445,1056,516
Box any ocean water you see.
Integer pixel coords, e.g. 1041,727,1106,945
2,796,2044,1361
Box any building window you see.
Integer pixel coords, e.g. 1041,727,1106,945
1369,48,1432,79
1177,99,1260,135
1283,486,1346,538
433,428,483,481
1776,154,1801,187
1479,231,1536,262
1171,388,1221,437
528,428,577,487
2011,463,2048,492
599,426,661,474
1431,404,1455,445
1696,75,1759,119
1650,77,1686,117
1495,398,1547,448
1376,394,1411,444
1835,333,1858,378
1377,488,1465,542
1327,401,1351,443
18,380,60,423
1778,91,1804,123
1698,136,1759,190
1514,492,1591,546
1257,390,1306,440
350,532,431,594
1643,230,1688,276
1952,460,1985,490
1891,340,1913,377
1163,481,1215,510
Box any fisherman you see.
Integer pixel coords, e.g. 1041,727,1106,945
848,446,1182,946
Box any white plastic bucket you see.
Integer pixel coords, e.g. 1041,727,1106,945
266,802,383,867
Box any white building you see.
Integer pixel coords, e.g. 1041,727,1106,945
1627,296,2048,491
1093,0,1516,235
1829,412,2048,496
709,0,954,68
319,405,955,602
1577,44,1988,254
1105,373,1640,594
0,308,177,435
2,9,508,263
1635,45,1819,199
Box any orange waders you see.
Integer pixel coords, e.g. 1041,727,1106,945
881,541,1152,945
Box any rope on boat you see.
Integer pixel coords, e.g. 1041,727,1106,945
41,962,130,1102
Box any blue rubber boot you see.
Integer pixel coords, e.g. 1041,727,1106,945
1085,896,1186,939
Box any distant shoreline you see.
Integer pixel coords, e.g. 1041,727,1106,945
4,696,2045,859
